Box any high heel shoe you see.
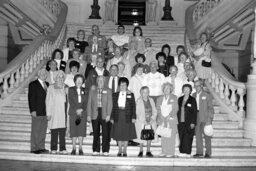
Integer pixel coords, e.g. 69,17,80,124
71,149,76,155
79,149,84,155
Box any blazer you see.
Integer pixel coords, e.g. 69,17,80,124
87,86,113,120
104,76,120,93
84,68,110,89
68,86,88,118
111,91,136,123
84,63,95,79
192,91,214,123
136,97,157,123
177,95,197,126
156,94,178,127
28,79,49,116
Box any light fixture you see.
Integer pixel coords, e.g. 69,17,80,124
133,21,139,26
131,9,138,16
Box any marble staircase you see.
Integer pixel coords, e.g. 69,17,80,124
0,88,256,166
66,23,185,54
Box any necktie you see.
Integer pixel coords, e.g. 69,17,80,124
112,77,115,93
43,82,47,92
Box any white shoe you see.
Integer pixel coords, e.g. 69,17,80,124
103,152,109,156
51,150,57,154
159,153,166,157
178,153,186,157
59,150,68,155
166,155,174,158
92,152,100,156
185,154,192,158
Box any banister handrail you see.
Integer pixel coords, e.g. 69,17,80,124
0,1,67,103
185,0,247,127
0,1,67,79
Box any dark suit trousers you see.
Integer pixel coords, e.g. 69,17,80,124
30,116,47,151
195,122,212,155
51,128,66,151
178,123,194,154
92,108,111,152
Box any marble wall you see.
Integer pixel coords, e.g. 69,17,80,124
62,0,195,26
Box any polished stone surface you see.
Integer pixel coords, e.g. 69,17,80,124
0,160,256,171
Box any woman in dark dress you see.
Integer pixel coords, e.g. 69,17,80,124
156,52,169,77
51,49,66,72
177,84,197,158
75,30,89,54
161,44,175,69
111,77,137,157
68,74,88,155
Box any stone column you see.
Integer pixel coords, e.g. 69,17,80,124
104,0,116,24
0,18,8,72
146,0,158,25
89,0,101,19
244,7,256,146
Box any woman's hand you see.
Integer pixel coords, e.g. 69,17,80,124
47,115,51,121
76,109,83,115
190,123,195,129
132,119,136,123
110,120,114,124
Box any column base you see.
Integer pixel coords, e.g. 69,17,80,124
84,19,103,25
146,22,157,26
158,20,178,26
244,118,256,146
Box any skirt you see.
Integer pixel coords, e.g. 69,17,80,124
111,110,137,141
69,114,87,138
195,58,212,80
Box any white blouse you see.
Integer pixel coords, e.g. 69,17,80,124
118,91,127,108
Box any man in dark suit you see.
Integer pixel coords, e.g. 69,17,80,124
87,76,113,156
85,56,109,90
28,68,49,154
104,64,119,93
193,80,214,158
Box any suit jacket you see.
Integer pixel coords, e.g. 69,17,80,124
104,76,120,93
177,95,197,126
68,86,88,119
87,86,113,120
84,68,110,89
28,79,49,116
156,94,178,128
84,63,95,79
87,35,107,49
192,91,214,123
111,92,136,123
58,60,66,72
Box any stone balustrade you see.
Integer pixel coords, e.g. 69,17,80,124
0,25,66,100
38,0,61,17
193,0,223,24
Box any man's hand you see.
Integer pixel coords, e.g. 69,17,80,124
87,116,91,122
132,119,136,123
110,120,114,124
31,111,36,117
190,123,195,129
47,116,51,121
105,116,110,122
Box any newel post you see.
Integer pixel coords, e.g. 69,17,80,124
244,7,256,146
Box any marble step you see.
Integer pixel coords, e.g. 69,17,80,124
0,150,255,166
0,140,255,157
0,119,240,129
0,132,251,147
0,112,230,121
0,127,245,140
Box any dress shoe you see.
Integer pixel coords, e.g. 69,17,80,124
103,152,109,156
31,150,40,154
71,149,76,155
51,150,57,154
146,152,153,157
193,154,204,158
92,152,100,156
59,150,68,155
122,153,127,157
79,149,84,155
166,155,175,158
204,154,211,158
159,153,165,157
128,140,139,146
39,149,49,154
138,151,143,157
117,152,122,157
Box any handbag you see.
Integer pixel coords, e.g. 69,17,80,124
75,116,81,126
201,60,211,67
140,125,155,140
155,123,172,138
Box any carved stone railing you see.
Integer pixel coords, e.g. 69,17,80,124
193,0,223,24
0,1,67,106
38,0,61,18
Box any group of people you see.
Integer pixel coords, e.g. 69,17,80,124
28,24,214,159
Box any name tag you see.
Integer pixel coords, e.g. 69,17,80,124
98,38,102,40
202,96,206,100
187,103,192,107
93,75,96,78
170,99,174,102
102,90,107,94
81,91,84,95
127,95,131,98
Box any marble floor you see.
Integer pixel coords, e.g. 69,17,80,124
0,160,256,171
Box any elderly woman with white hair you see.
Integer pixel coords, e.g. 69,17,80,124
156,82,178,157
46,70,68,155
143,61,165,104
